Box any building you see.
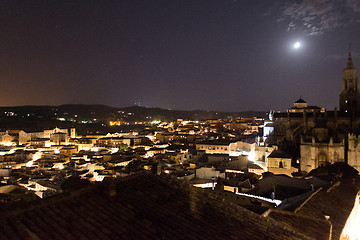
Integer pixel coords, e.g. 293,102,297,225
300,137,345,173
196,140,231,154
267,149,296,176
0,130,30,146
96,137,131,147
0,173,342,239
268,51,360,173
339,52,360,113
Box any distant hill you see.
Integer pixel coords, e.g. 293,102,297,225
119,106,267,121
0,104,118,121
0,105,267,132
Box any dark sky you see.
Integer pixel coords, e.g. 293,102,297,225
0,0,360,112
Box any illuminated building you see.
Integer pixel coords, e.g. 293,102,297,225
267,149,296,176
268,51,360,173
339,52,360,113
196,140,231,154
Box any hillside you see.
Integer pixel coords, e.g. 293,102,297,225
0,105,266,132
119,106,266,121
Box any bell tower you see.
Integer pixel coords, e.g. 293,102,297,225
339,51,360,113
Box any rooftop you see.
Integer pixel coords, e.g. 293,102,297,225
294,98,307,103
0,173,319,239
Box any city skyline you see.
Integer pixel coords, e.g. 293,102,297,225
1,1,360,111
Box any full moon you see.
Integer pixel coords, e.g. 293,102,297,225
293,42,301,49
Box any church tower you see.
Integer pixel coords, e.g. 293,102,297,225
339,51,360,113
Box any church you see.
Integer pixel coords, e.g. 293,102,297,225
267,51,360,173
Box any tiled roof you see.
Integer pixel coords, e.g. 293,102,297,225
295,177,360,240
295,98,307,103
268,150,291,159
196,140,232,146
266,209,331,240
0,173,320,240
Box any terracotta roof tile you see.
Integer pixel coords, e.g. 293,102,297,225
295,178,360,240
267,209,331,240
0,174,326,239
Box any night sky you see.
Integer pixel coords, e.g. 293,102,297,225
1,0,360,112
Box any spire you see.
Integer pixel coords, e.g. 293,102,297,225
340,46,360,113
346,51,355,69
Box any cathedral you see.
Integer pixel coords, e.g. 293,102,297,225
268,51,360,173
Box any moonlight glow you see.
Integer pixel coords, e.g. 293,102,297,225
293,42,301,49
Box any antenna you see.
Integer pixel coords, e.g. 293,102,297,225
134,99,141,106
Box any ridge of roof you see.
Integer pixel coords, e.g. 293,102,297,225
0,173,323,239
295,98,307,103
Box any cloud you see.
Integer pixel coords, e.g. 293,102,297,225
347,0,360,13
280,0,360,35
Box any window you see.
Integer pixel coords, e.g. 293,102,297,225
318,152,329,167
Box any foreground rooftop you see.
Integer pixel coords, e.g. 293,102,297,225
0,168,359,240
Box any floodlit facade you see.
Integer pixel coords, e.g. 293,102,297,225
268,51,360,173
